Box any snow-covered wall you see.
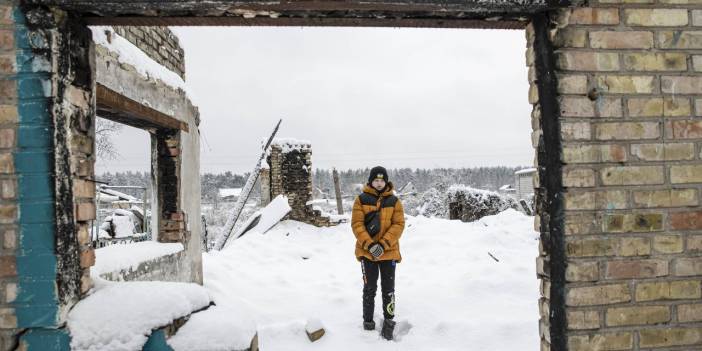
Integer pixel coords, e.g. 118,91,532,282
92,27,202,284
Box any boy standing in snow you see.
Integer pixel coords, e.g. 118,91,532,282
351,166,405,340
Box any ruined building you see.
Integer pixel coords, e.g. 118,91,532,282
2,1,702,350
260,139,336,227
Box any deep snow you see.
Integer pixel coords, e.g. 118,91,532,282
188,209,540,350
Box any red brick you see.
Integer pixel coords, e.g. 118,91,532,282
671,211,702,230
0,256,16,278
605,259,668,279
79,249,95,268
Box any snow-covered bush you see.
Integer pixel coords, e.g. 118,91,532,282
403,187,449,218
447,185,518,222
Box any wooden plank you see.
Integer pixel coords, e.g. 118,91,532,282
96,83,189,132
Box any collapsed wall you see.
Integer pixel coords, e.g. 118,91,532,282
261,139,335,227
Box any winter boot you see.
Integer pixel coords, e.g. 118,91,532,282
381,319,395,340
363,320,376,331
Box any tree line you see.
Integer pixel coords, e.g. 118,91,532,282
98,166,527,202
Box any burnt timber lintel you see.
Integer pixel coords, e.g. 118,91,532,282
96,83,189,132
24,0,577,28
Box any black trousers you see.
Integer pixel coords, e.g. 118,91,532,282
361,258,396,322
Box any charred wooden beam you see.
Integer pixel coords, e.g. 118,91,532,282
96,83,189,132
24,0,576,27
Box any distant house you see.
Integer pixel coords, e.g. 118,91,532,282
218,187,243,202
515,168,537,200
499,184,516,195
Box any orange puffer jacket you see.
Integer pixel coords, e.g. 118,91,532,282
351,183,405,262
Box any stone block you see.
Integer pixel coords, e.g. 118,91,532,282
569,8,619,25
0,204,16,224
595,122,660,140
566,261,599,282
604,259,668,279
659,31,702,49
671,211,702,230
0,105,17,124
72,179,95,199
567,238,617,257
694,10,702,26
567,284,631,306
678,304,702,322
662,76,702,94
595,75,656,94
565,212,601,235
671,165,702,184
558,74,588,94
597,98,622,117
562,122,591,141
557,52,619,71
600,165,664,185
653,235,684,254
688,235,702,252
631,143,695,161
563,168,596,187
568,333,633,351
79,249,95,268
590,31,653,49
666,120,702,139
640,327,702,348
620,237,652,256
560,97,595,118
636,280,701,301
603,213,663,232
0,308,16,329
674,257,702,276
0,179,15,199
75,202,96,221
0,256,16,278
567,310,600,330
623,52,687,71
562,144,627,163
0,153,13,174
606,305,670,326
565,190,627,210
552,28,588,48
625,9,689,26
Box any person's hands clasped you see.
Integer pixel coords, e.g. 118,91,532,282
368,243,384,259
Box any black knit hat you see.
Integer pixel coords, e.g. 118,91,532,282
368,166,389,184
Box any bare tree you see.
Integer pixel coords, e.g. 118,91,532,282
95,117,123,161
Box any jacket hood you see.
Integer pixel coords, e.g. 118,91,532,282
362,182,395,197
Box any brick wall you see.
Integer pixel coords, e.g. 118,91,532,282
0,4,20,349
112,26,185,79
267,141,332,227
532,4,702,350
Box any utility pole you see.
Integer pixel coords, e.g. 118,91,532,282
333,168,343,215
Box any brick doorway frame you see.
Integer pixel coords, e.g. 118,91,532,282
6,1,702,350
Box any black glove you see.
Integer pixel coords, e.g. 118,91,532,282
369,243,384,259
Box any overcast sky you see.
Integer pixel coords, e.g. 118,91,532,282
95,27,532,175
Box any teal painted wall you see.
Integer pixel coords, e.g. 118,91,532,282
12,6,68,350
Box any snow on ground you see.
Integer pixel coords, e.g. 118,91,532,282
93,241,184,275
199,209,540,350
68,279,210,351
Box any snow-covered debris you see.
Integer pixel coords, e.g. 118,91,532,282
167,305,257,351
198,209,539,350
224,195,291,246
218,187,243,199
90,26,194,100
93,241,184,275
68,280,210,351
447,185,518,222
271,138,312,153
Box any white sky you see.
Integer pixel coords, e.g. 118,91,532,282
96,26,533,174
